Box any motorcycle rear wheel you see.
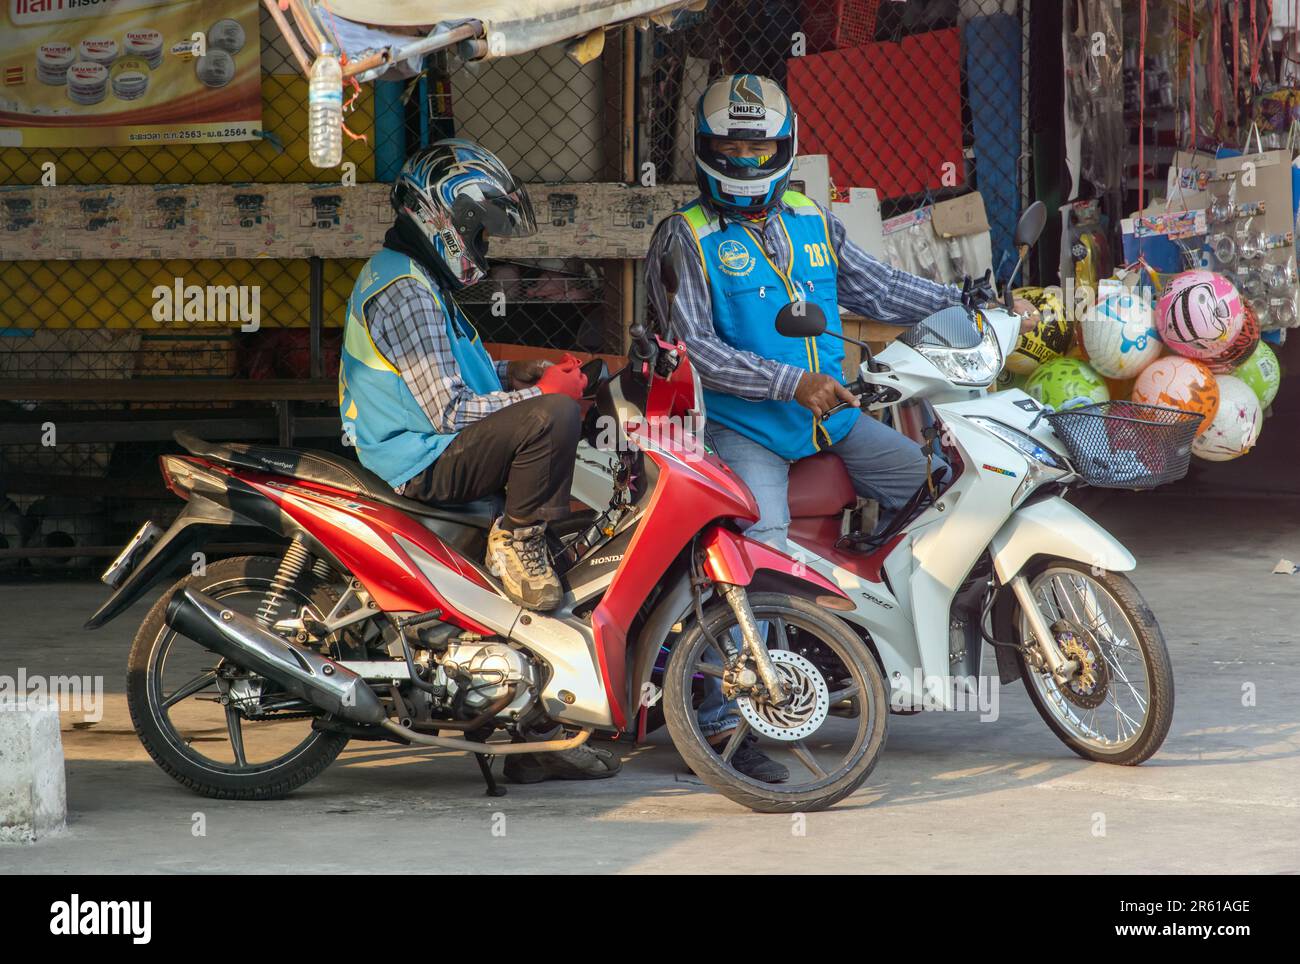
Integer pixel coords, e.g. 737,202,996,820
126,555,350,799
663,592,888,813
1014,560,1174,765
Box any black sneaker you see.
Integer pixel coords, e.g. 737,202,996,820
503,744,622,783
722,733,789,784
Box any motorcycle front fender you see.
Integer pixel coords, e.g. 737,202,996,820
699,525,854,608
625,528,854,742
988,495,1136,583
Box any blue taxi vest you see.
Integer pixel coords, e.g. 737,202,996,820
339,248,502,488
677,191,858,460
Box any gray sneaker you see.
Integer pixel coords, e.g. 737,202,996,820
486,519,563,611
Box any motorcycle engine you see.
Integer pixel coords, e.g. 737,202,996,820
436,640,535,716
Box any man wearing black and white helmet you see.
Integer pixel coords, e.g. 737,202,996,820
340,139,619,783
646,74,1037,784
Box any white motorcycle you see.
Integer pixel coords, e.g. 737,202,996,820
576,203,1184,765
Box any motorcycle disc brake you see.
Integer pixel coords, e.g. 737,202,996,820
1055,626,1110,710
736,650,831,741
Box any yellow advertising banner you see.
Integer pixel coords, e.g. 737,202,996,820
0,0,262,148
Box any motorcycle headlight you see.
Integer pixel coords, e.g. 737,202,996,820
914,319,1003,387
969,416,1071,502
969,416,1068,470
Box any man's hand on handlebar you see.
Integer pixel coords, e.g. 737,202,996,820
1012,296,1041,333
961,274,1038,332
506,358,551,390
536,355,587,401
794,372,858,418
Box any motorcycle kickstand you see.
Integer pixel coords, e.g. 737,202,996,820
475,753,507,797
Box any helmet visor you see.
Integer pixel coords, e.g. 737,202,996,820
698,134,793,181
471,183,537,239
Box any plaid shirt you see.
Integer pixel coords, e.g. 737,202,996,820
365,277,539,436
645,198,961,401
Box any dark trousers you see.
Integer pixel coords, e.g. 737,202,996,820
402,394,581,526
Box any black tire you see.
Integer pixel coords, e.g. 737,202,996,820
1014,560,1174,765
663,592,888,813
126,555,351,800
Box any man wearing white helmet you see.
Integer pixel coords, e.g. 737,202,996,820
646,73,1036,783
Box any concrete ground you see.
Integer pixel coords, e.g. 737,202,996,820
1,494,1297,874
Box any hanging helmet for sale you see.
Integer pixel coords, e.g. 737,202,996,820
694,73,797,216
390,138,537,289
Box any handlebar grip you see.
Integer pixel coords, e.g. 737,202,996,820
823,398,857,418
627,325,655,370
823,376,872,418
825,384,903,417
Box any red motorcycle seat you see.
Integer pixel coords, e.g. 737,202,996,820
787,452,856,519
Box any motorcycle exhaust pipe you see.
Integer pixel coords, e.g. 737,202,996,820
164,587,386,725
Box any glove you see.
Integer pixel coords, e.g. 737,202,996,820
536,355,587,401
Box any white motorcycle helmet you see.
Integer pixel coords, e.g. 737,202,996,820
694,73,798,217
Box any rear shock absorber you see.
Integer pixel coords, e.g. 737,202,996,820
256,536,311,626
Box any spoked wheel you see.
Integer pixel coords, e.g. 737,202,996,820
663,591,888,813
1015,560,1174,765
126,556,351,799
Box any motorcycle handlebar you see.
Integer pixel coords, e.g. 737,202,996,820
628,323,655,365
961,273,998,310
822,382,901,418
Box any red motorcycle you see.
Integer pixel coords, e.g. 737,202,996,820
86,302,888,814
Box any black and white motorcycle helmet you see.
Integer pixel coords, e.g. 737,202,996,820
694,73,798,216
390,138,537,289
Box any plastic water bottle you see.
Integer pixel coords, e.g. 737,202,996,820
308,43,342,169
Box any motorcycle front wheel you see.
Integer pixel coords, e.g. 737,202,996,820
1015,560,1174,765
663,591,888,813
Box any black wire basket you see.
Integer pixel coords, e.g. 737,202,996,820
1043,401,1202,490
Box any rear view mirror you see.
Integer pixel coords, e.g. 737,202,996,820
660,236,682,297
1014,200,1047,248
579,357,608,399
775,301,828,339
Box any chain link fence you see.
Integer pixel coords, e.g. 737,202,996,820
0,9,625,572
644,0,1029,282
0,1,1028,573
0,9,626,369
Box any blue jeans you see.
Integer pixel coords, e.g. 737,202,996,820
696,413,940,737
710,413,939,550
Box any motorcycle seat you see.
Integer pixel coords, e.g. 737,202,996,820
787,451,857,519
173,431,499,529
